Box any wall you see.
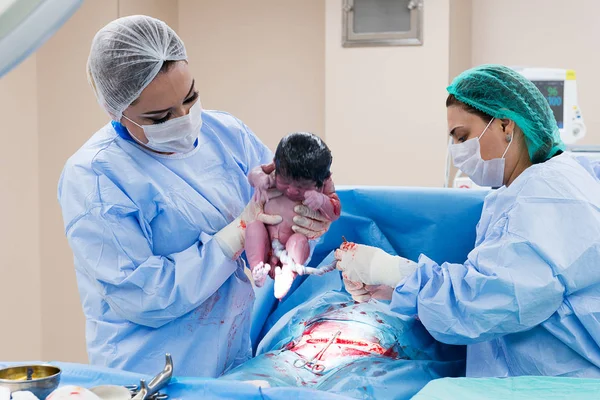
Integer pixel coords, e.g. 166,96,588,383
36,0,117,363
0,56,42,360
325,0,452,187
446,0,473,184
449,0,472,82
119,0,179,30
471,0,600,145
178,0,326,151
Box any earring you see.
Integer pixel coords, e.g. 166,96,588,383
506,133,513,143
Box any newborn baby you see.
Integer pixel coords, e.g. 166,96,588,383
246,132,341,298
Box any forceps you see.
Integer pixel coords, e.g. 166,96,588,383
293,330,341,373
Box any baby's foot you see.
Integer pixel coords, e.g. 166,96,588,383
274,264,295,299
252,262,271,287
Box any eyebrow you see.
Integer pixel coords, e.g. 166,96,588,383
141,80,196,117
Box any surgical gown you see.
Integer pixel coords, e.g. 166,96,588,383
58,110,272,377
392,153,600,377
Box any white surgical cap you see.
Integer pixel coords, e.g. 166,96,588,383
87,15,188,120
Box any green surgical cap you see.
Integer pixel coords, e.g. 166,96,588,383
447,64,565,163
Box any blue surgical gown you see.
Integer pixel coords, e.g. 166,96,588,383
392,153,600,377
58,110,272,377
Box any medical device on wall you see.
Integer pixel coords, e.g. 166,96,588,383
0,0,83,78
514,67,586,144
446,67,588,189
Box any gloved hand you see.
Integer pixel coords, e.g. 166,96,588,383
343,276,372,302
292,205,331,240
342,275,395,303
335,243,418,287
214,189,283,259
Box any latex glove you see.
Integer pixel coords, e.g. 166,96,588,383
292,205,331,240
335,243,418,287
250,162,276,204
303,190,325,211
365,284,395,301
214,189,283,259
343,276,372,302
343,275,395,303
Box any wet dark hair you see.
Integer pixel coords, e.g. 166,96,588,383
446,94,493,123
274,132,332,188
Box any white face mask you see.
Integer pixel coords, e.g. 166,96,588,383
449,118,513,188
123,100,203,153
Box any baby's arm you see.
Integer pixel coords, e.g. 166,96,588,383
248,164,273,188
248,163,275,202
303,177,341,221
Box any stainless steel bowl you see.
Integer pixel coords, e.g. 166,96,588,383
0,365,61,399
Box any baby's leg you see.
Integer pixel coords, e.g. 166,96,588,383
245,221,271,287
286,233,310,265
274,234,310,299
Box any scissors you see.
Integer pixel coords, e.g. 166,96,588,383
293,330,341,373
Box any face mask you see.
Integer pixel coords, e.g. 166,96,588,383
123,100,203,153
449,118,513,188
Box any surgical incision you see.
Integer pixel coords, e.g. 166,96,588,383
287,319,399,372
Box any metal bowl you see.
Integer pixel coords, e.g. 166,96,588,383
0,365,61,399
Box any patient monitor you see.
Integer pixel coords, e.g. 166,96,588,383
515,67,586,144
0,0,83,78
448,67,589,189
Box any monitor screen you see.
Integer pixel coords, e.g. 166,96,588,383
532,80,564,129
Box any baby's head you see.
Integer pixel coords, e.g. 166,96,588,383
274,132,332,201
